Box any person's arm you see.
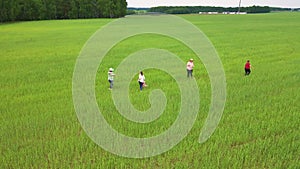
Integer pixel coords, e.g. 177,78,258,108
187,62,190,69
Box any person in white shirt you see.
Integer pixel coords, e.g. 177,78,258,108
108,68,115,90
186,58,194,77
138,71,146,91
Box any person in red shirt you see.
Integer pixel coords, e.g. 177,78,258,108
244,60,251,75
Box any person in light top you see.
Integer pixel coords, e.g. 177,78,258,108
138,71,146,91
186,58,194,77
108,68,115,90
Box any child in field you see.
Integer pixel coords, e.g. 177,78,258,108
108,68,115,90
244,60,251,76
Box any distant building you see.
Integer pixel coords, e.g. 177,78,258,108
222,12,247,15
199,12,219,15
199,11,247,15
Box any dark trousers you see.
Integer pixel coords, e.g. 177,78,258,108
187,69,193,77
245,68,251,75
108,80,113,88
139,81,144,90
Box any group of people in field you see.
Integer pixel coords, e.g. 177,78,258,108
107,68,147,91
107,59,251,90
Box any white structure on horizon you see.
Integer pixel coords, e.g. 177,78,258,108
198,10,247,15
199,12,219,14
222,12,247,14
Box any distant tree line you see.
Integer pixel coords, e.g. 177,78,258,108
148,6,271,14
270,7,299,12
0,0,127,22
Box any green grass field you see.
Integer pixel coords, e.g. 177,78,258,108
1,13,299,168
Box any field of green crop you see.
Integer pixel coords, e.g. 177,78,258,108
1,13,299,168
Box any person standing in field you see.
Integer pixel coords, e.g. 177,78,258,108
244,60,251,76
186,58,194,77
138,71,146,91
108,68,115,90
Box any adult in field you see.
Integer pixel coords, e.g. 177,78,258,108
138,71,146,91
186,58,194,78
108,68,115,90
244,60,251,76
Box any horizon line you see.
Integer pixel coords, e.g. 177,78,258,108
127,5,300,9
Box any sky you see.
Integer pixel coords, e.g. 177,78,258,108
126,0,300,8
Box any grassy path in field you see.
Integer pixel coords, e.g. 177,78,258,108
0,13,299,168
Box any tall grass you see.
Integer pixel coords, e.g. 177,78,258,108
0,13,299,168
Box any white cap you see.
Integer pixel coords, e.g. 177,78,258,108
109,68,114,72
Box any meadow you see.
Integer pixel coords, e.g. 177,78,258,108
0,13,299,168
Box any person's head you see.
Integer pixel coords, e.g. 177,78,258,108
189,58,193,62
109,68,114,72
140,71,143,75
247,60,250,62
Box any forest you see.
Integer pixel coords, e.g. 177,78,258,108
0,0,127,22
